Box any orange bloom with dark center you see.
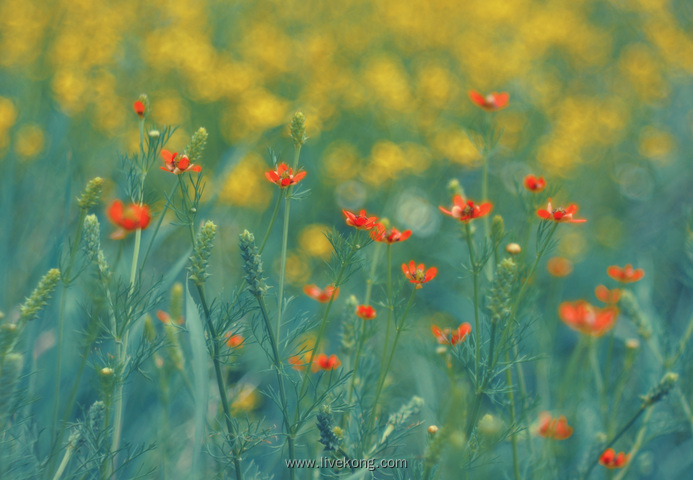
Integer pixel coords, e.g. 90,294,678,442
225,333,244,348
468,90,509,111
524,174,546,193
595,285,621,304
160,150,202,175
537,412,573,440
133,100,145,118
312,353,341,372
559,300,618,337
432,323,471,346
156,310,184,325
607,264,644,283
439,195,492,223
265,163,306,187
107,200,152,240
343,209,378,230
303,284,339,303
599,449,629,469
547,257,573,277
356,305,376,320
370,223,412,244
537,199,586,223
402,261,437,289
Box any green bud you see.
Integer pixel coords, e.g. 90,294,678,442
239,230,268,297
189,221,217,286
20,268,61,323
77,177,104,210
290,112,308,147
185,127,208,165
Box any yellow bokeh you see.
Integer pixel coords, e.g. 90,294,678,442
218,152,272,210
14,124,45,159
639,126,674,162
298,224,333,260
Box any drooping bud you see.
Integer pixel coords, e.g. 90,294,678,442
290,112,308,147
77,177,104,210
189,221,217,286
239,230,268,297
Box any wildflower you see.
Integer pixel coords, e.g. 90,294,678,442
468,90,509,111
599,448,629,469
595,285,621,304
133,100,145,118
431,323,471,346
225,332,244,348
312,353,341,372
439,195,492,222
559,300,618,337
537,199,586,223
524,174,546,192
402,261,438,289
265,163,306,187
356,305,376,320
547,257,573,277
156,310,184,325
537,412,573,440
303,284,339,303
289,353,312,371
607,264,644,283
107,200,152,240
370,223,412,244
160,150,202,175
342,209,378,230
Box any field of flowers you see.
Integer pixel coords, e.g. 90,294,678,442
1,0,693,479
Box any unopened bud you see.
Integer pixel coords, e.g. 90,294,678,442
506,243,521,255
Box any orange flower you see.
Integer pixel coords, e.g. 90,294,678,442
342,209,378,230
595,285,621,304
156,310,184,325
524,174,546,193
160,150,202,175
133,100,145,118
599,448,629,469
468,90,509,111
559,300,618,337
370,223,412,244
225,333,244,348
537,412,573,440
265,163,306,187
311,353,341,372
537,199,586,223
607,264,644,283
289,352,313,371
431,323,471,346
356,305,376,320
439,195,492,223
107,200,152,240
547,257,573,277
402,261,437,289
303,284,339,303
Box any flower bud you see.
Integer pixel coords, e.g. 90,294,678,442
290,112,308,147
77,177,104,210
506,242,521,255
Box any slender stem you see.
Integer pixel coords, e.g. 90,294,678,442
613,408,654,480
139,183,179,272
52,441,77,480
668,312,693,368
465,223,481,378
379,245,394,389
276,192,291,340
505,352,521,480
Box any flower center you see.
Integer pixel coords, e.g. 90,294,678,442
415,268,425,282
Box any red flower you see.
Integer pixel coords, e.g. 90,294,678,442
559,300,618,337
156,310,184,325
537,412,573,440
303,284,339,303
225,333,244,348
439,195,492,223
356,305,377,320
370,223,412,244
402,261,437,289
107,200,152,240
289,352,312,371
607,264,644,284
537,199,586,223
133,100,145,118
311,353,341,372
547,257,573,277
342,209,378,230
265,163,306,187
468,90,509,111
431,323,471,346
524,174,546,193
599,449,629,469
595,285,621,304
160,150,202,175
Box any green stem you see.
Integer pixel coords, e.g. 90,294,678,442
139,183,179,273
505,352,521,480
612,408,654,480
276,192,291,341
379,245,394,390
465,223,481,378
